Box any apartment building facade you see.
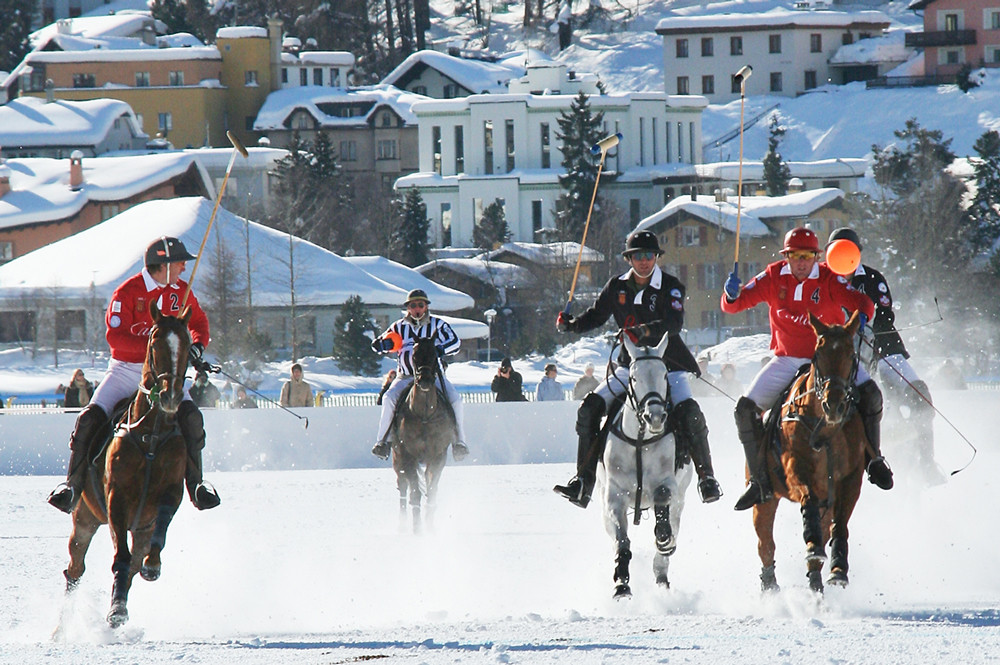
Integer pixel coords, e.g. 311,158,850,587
906,0,1000,76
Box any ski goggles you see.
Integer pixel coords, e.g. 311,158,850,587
784,250,820,261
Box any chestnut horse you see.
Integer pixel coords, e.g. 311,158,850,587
753,311,868,594
62,302,192,628
392,336,457,533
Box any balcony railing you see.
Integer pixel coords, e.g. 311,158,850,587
866,74,957,89
905,29,976,47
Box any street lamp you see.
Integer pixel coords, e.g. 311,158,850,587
484,308,497,363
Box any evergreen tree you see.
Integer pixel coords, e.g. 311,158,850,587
555,92,605,242
394,187,430,266
762,115,791,196
472,198,511,251
969,130,1000,253
0,0,33,74
332,295,381,376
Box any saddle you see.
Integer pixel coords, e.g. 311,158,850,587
392,382,458,440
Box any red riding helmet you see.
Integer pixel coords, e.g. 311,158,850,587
781,227,820,254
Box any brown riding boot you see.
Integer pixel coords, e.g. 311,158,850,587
47,404,107,514
673,399,722,503
733,396,772,511
178,400,221,510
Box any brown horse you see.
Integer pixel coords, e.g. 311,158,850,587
62,302,192,628
753,310,868,594
392,336,457,533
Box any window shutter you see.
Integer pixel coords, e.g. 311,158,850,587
697,264,705,290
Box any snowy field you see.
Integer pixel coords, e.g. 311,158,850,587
2,390,997,665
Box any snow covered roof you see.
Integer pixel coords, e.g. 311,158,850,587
382,49,522,95
695,159,867,180
414,257,536,289
0,97,145,149
0,197,411,308
0,153,212,230
26,45,220,64
830,30,912,66
29,14,164,47
344,256,476,311
297,52,355,66
655,8,890,33
484,241,604,266
254,84,427,131
634,188,845,237
216,27,267,39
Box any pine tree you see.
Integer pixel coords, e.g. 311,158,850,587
0,0,33,74
555,92,605,242
472,198,511,251
394,187,430,266
969,130,1000,253
332,295,381,376
762,115,791,196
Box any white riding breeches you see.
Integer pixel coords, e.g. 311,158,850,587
592,364,693,408
877,353,921,393
375,373,466,444
90,358,192,417
745,354,872,412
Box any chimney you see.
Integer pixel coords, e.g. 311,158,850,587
57,18,72,35
0,163,11,199
267,15,283,93
141,24,156,46
69,150,84,190
45,79,54,103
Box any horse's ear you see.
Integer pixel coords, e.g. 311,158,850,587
150,300,161,323
622,329,638,359
809,312,827,336
654,330,670,358
180,305,192,324
845,309,861,336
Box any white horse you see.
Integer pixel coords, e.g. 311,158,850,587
597,332,694,599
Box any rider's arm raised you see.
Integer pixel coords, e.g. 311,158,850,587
569,281,616,333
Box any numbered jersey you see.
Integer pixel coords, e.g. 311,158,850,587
105,269,210,363
720,260,873,359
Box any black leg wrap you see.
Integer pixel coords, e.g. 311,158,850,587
801,499,825,561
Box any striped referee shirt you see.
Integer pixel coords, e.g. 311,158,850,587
381,315,461,376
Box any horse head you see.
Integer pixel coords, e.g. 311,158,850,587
809,310,861,426
411,336,439,393
143,301,193,415
622,330,672,436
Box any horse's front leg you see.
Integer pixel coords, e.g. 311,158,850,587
422,453,447,531
800,497,826,593
652,484,674,589
829,466,863,587
752,499,780,592
602,482,632,599
141,495,181,582
65,500,102,593
106,489,132,628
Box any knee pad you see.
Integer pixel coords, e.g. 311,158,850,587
672,398,707,438
177,400,206,450
856,379,883,418
735,396,763,441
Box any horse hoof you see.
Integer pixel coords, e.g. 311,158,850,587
140,563,161,582
827,570,849,587
613,584,632,600
107,602,129,628
760,565,779,593
656,574,670,589
807,570,824,594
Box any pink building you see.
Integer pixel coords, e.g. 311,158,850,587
907,0,1000,77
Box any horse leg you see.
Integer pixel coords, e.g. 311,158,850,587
651,485,674,589
601,490,632,599
106,492,132,628
409,466,423,535
753,500,780,592
423,455,447,532
142,502,179,581
65,500,102,593
828,469,863,587
800,498,826,593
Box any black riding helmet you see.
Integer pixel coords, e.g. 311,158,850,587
144,236,197,268
621,230,664,258
827,227,863,251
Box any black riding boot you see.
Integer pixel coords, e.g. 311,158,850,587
554,393,606,509
672,399,722,503
47,404,107,514
733,396,772,511
857,380,893,490
178,400,221,510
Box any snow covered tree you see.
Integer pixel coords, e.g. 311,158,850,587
0,0,33,74
762,115,791,197
332,295,381,376
969,130,1000,254
473,199,511,251
555,92,606,242
394,187,430,266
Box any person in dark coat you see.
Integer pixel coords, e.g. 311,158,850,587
63,369,94,409
491,357,526,402
553,230,722,508
190,371,222,408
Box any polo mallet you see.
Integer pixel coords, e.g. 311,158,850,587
182,130,249,308
564,132,623,314
214,366,309,429
731,65,752,281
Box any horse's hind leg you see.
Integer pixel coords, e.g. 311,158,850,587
801,498,826,593
753,500,780,592
65,501,102,593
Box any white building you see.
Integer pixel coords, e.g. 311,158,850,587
279,50,355,88
396,62,708,248
655,8,891,103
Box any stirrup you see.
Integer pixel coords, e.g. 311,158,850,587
47,483,79,514
734,481,770,511
191,482,221,510
371,439,391,460
698,476,722,504
553,476,592,509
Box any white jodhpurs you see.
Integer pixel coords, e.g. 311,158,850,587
375,373,466,444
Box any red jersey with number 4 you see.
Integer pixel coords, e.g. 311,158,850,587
720,260,874,359
106,270,210,363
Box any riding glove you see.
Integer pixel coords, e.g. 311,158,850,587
724,271,741,300
188,343,209,372
556,311,575,333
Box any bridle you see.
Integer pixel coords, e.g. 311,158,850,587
626,352,671,430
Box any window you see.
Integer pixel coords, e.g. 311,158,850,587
292,112,311,130
443,83,458,98
158,112,172,132
381,112,392,127
330,67,340,86
244,116,254,131
944,13,958,31
665,121,672,163
376,139,397,160
701,37,713,56
0,311,35,343
945,49,961,64
281,68,288,83
56,310,85,343
300,69,308,85
432,126,442,174
805,70,817,89
540,122,550,168
630,199,641,224
339,140,357,161
676,39,689,58
769,34,781,53
441,202,452,246
701,310,721,329
702,75,714,95
992,11,1000,29
731,36,743,56
135,71,150,86
455,126,464,172
842,32,854,45
245,70,259,86
100,203,120,221
677,76,689,94
72,73,96,88
991,46,1000,63
701,263,721,289
413,85,427,95
484,120,494,174
169,70,184,86
505,118,515,172
0,241,12,263
680,225,701,247
532,200,543,233
810,33,822,52
770,72,783,92
313,68,322,85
